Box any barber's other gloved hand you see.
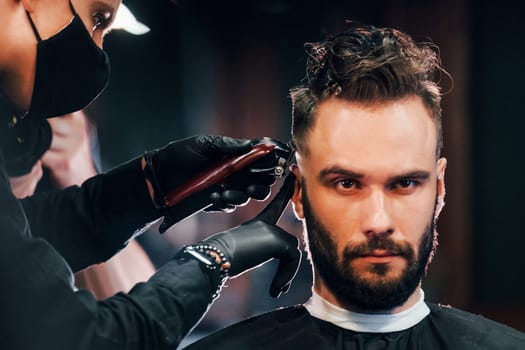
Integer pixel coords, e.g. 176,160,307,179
199,174,301,298
144,135,282,232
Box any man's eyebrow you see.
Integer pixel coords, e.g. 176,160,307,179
318,168,432,183
388,171,431,183
318,166,364,181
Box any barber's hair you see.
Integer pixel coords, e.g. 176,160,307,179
291,23,446,157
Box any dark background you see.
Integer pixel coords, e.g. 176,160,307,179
88,0,525,337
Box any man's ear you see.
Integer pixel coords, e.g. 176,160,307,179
290,164,304,219
435,157,447,218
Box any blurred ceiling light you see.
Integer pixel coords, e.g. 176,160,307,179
111,4,150,35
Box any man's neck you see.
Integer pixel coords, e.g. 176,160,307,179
313,283,422,314
304,288,430,333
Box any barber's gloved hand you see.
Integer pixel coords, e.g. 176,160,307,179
143,135,286,232
191,174,301,298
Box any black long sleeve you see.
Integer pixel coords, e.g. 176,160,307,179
0,149,218,349
20,157,159,272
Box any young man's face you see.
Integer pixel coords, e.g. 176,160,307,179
291,96,447,312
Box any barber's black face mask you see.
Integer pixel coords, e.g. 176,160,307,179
25,4,110,120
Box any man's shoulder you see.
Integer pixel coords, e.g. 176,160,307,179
427,301,522,332
426,302,525,348
183,305,312,349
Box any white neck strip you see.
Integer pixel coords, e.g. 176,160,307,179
304,288,430,333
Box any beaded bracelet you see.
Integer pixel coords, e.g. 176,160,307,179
183,244,231,279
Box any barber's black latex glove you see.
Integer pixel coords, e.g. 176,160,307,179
200,173,301,298
144,135,284,232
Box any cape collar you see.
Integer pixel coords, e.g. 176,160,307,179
304,288,430,333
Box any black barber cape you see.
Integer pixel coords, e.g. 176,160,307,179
184,303,525,349
0,147,217,350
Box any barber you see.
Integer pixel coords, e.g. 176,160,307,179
0,0,300,348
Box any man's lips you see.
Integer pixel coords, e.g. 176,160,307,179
357,250,402,262
343,239,411,263
362,249,400,257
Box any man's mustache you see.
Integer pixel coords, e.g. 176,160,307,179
342,237,414,260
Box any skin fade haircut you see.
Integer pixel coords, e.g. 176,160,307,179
290,22,445,158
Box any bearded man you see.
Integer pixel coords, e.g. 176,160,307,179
183,22,525,349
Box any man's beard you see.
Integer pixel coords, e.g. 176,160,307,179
302,185,438,311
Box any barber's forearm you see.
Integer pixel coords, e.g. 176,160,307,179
93,156,159,233
118,259,220,347
21,157,160,271
1,228,215,350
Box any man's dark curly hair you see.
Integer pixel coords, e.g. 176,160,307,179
291,23,446,157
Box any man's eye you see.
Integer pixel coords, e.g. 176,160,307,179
394,179,419,190
399,180,414,187
336,179,358,190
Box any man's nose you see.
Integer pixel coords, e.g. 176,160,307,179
361,190,394,238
